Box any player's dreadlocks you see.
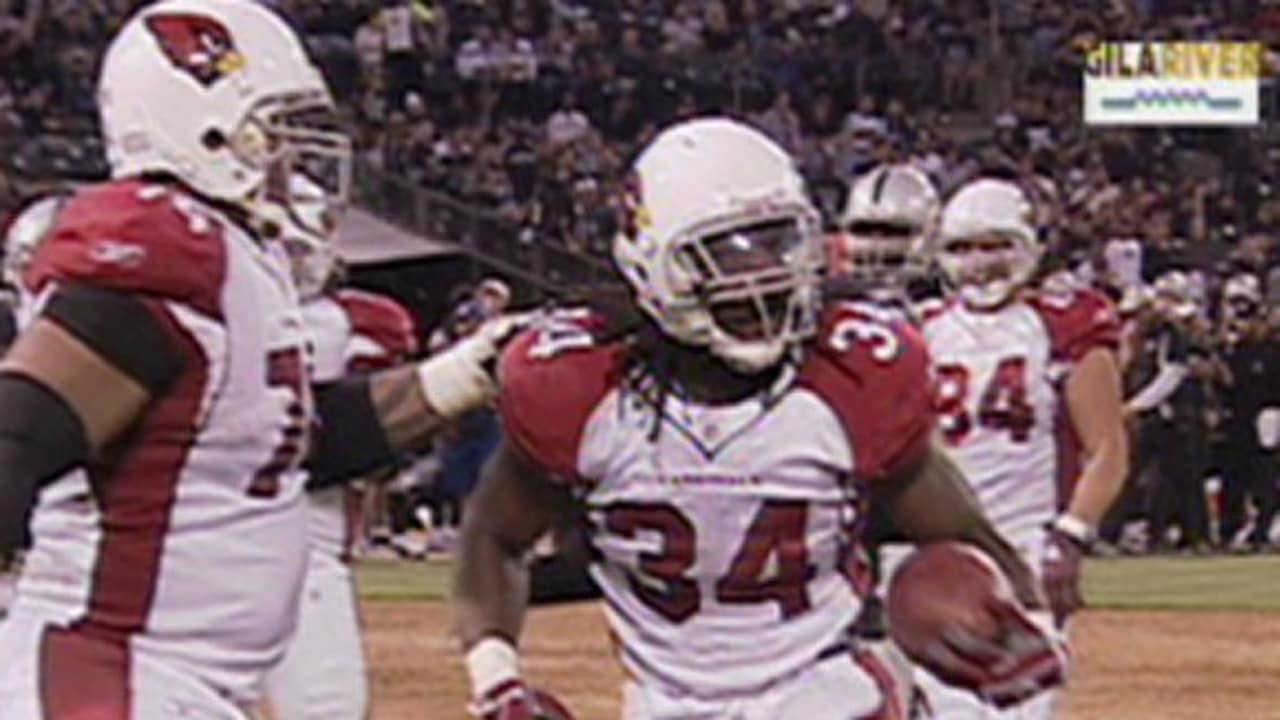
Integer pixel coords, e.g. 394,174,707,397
566,282,790,444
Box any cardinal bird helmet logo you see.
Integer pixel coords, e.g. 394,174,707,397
144,13,246,87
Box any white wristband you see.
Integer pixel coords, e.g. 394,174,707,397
415,342,494,419
1051,514,1095,545
465,636,520,697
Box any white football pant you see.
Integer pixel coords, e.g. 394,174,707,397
263,551,367,719
622,646,903,720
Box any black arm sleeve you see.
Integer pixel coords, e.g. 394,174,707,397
306,376,399,490
0,373,89,551
42,283,184,394
529,552,601,605
1162,321,1192,365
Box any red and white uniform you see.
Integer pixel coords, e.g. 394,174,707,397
921,289,1120,553
265,289,415,719
499,303,932,720
916,289,1119,720
0,180,312,718
298,289,417,559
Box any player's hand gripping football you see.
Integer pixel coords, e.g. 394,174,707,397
1042,521,1087,625
469,679,577,720
417,312,535,417
932,598,1071,708
889,543,1070,709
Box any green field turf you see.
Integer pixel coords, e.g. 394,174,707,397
1083,554,1280,612
356,555,1280,612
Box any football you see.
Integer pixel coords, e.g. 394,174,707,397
885,542,1010,665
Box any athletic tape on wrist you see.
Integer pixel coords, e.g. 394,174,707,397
465,636,521,698
1051,514,1094,545
415,341,493,418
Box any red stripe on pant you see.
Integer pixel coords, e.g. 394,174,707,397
39,627,129,720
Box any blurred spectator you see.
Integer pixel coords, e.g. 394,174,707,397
475,276,512,315
379,0,432,110
546,92,592,147
1217,276,1280,551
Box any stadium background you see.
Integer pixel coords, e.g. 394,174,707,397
3,0,1280,718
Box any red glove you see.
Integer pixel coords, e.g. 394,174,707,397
469,679,576,720
920,595,1070,709
1043,515,1093,625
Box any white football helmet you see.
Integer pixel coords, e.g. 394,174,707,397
1222,273,1261,304
1220,272,1260,324
1152,270,1198,320
3,194,67,292
934,178,1042,309
278,174,338,300
612,118,823,374
97,0,350,242
838,163,939,290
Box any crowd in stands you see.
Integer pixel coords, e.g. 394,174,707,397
3,0,1280,553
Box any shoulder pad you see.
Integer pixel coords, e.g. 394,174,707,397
1029,288,1121,363
799,301,935,482
497,309,621,483
26,181,227,319
336,288,418,367
915,296,953,325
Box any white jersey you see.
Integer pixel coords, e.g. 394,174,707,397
498,304,934,699
300,290,417,560
920,290,1121,544
12,179,313,704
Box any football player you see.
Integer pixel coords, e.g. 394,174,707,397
833,163,943,715
453,119,1067,720
0,2,513,718
916,178,1129,718
828,163,940,312
263,190,419,719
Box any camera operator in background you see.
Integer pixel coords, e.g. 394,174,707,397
1124,270,1214,553
1216,274,1280,552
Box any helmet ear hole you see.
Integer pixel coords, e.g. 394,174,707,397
202,129,227,151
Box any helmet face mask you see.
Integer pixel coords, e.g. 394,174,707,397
841,220,929,293
933,178,1041,310
837,165,939,296
273,173,339,300
234,94,351,241
612,118,822,375
936,231,1035,309
677,216,822,367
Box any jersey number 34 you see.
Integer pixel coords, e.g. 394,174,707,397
604,500,815,624
935,356,1034,444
